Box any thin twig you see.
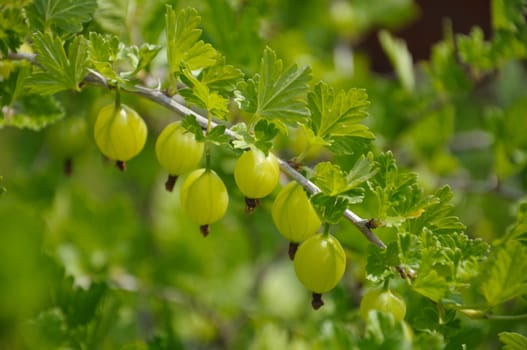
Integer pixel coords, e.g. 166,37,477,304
87,73,388,249
9,52,389,251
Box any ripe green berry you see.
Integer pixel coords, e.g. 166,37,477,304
94,103,147,171
359,288,406,322
46,116,89,175
234,148,280,211
180,168,229,236
155,121,204,191
272,181,321,259
293,233,346,309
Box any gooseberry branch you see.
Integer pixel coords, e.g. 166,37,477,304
121,80,388,249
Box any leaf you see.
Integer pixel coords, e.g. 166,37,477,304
499,332,527,350
310,193,350,225
365,243,400,283
236,47,311,126
231,119,279,155
165,6,218,79
179,65,229,120
412,269,449,302
205,125,230,145
308,82,373,148
0,5,30,55
181,115,205,142
199,59,244,94
27,0,97,34
378,30,415,91
480,240,527,307
502,199,527,243
313,158,375,196
27,33,88,95
0,94,64,130
87,32,161,83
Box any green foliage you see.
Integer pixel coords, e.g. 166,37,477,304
27,32,88,94
479,241,527,307
87,32,160,83
235,47,311,128
2,1,527,349
165,6,218,83
499,332,527,350
307,82,374,154
27,0,97,34
378,30,415,91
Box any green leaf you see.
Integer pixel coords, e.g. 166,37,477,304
236,47,311,126
205,125,230,145
480,240,527,307
87,32,161,83
365,243,400,283
27,0,97,34
457,27,494,72
27,32,88,94
94,0,129,36
179,65,229,120
313,157,375,197
412,269,449,302
165,6,218,79
199,59,244,94
181,115,205,142
491,0,527,32
307,82,373,150
359,312,413,349
0,5,30,55
499,332,527,350
502,199,527,243
378,30,415,91
231,119,279,155
0,93,64,130
311,193,350,224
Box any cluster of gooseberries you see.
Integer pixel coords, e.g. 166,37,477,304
48,98,406,314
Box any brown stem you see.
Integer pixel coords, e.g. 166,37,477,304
165,175,178,192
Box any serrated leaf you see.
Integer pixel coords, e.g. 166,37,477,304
231,119,279,154
165,6,218,80
314,157,375,196
480,240,527,307
28,0,97,34
0,94,64,130
199,59,244,94
0,6,30,55
311,193,349,224
412,269,449,302
179,65,229,120
378,30,415,91
308,82,373,149
499,332,527,350
205,125,230,145
236,47,311,126
366,243,399,283
87,32,160,83
27,33,88,94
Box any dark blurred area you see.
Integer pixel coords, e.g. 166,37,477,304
359,0,491,72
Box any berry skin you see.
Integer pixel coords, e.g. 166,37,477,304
359,288,407,322
293,233,346,309
180,168,229,236
272,181,321,244
155,121,204,191
234,148,280,211
94,104,147,170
